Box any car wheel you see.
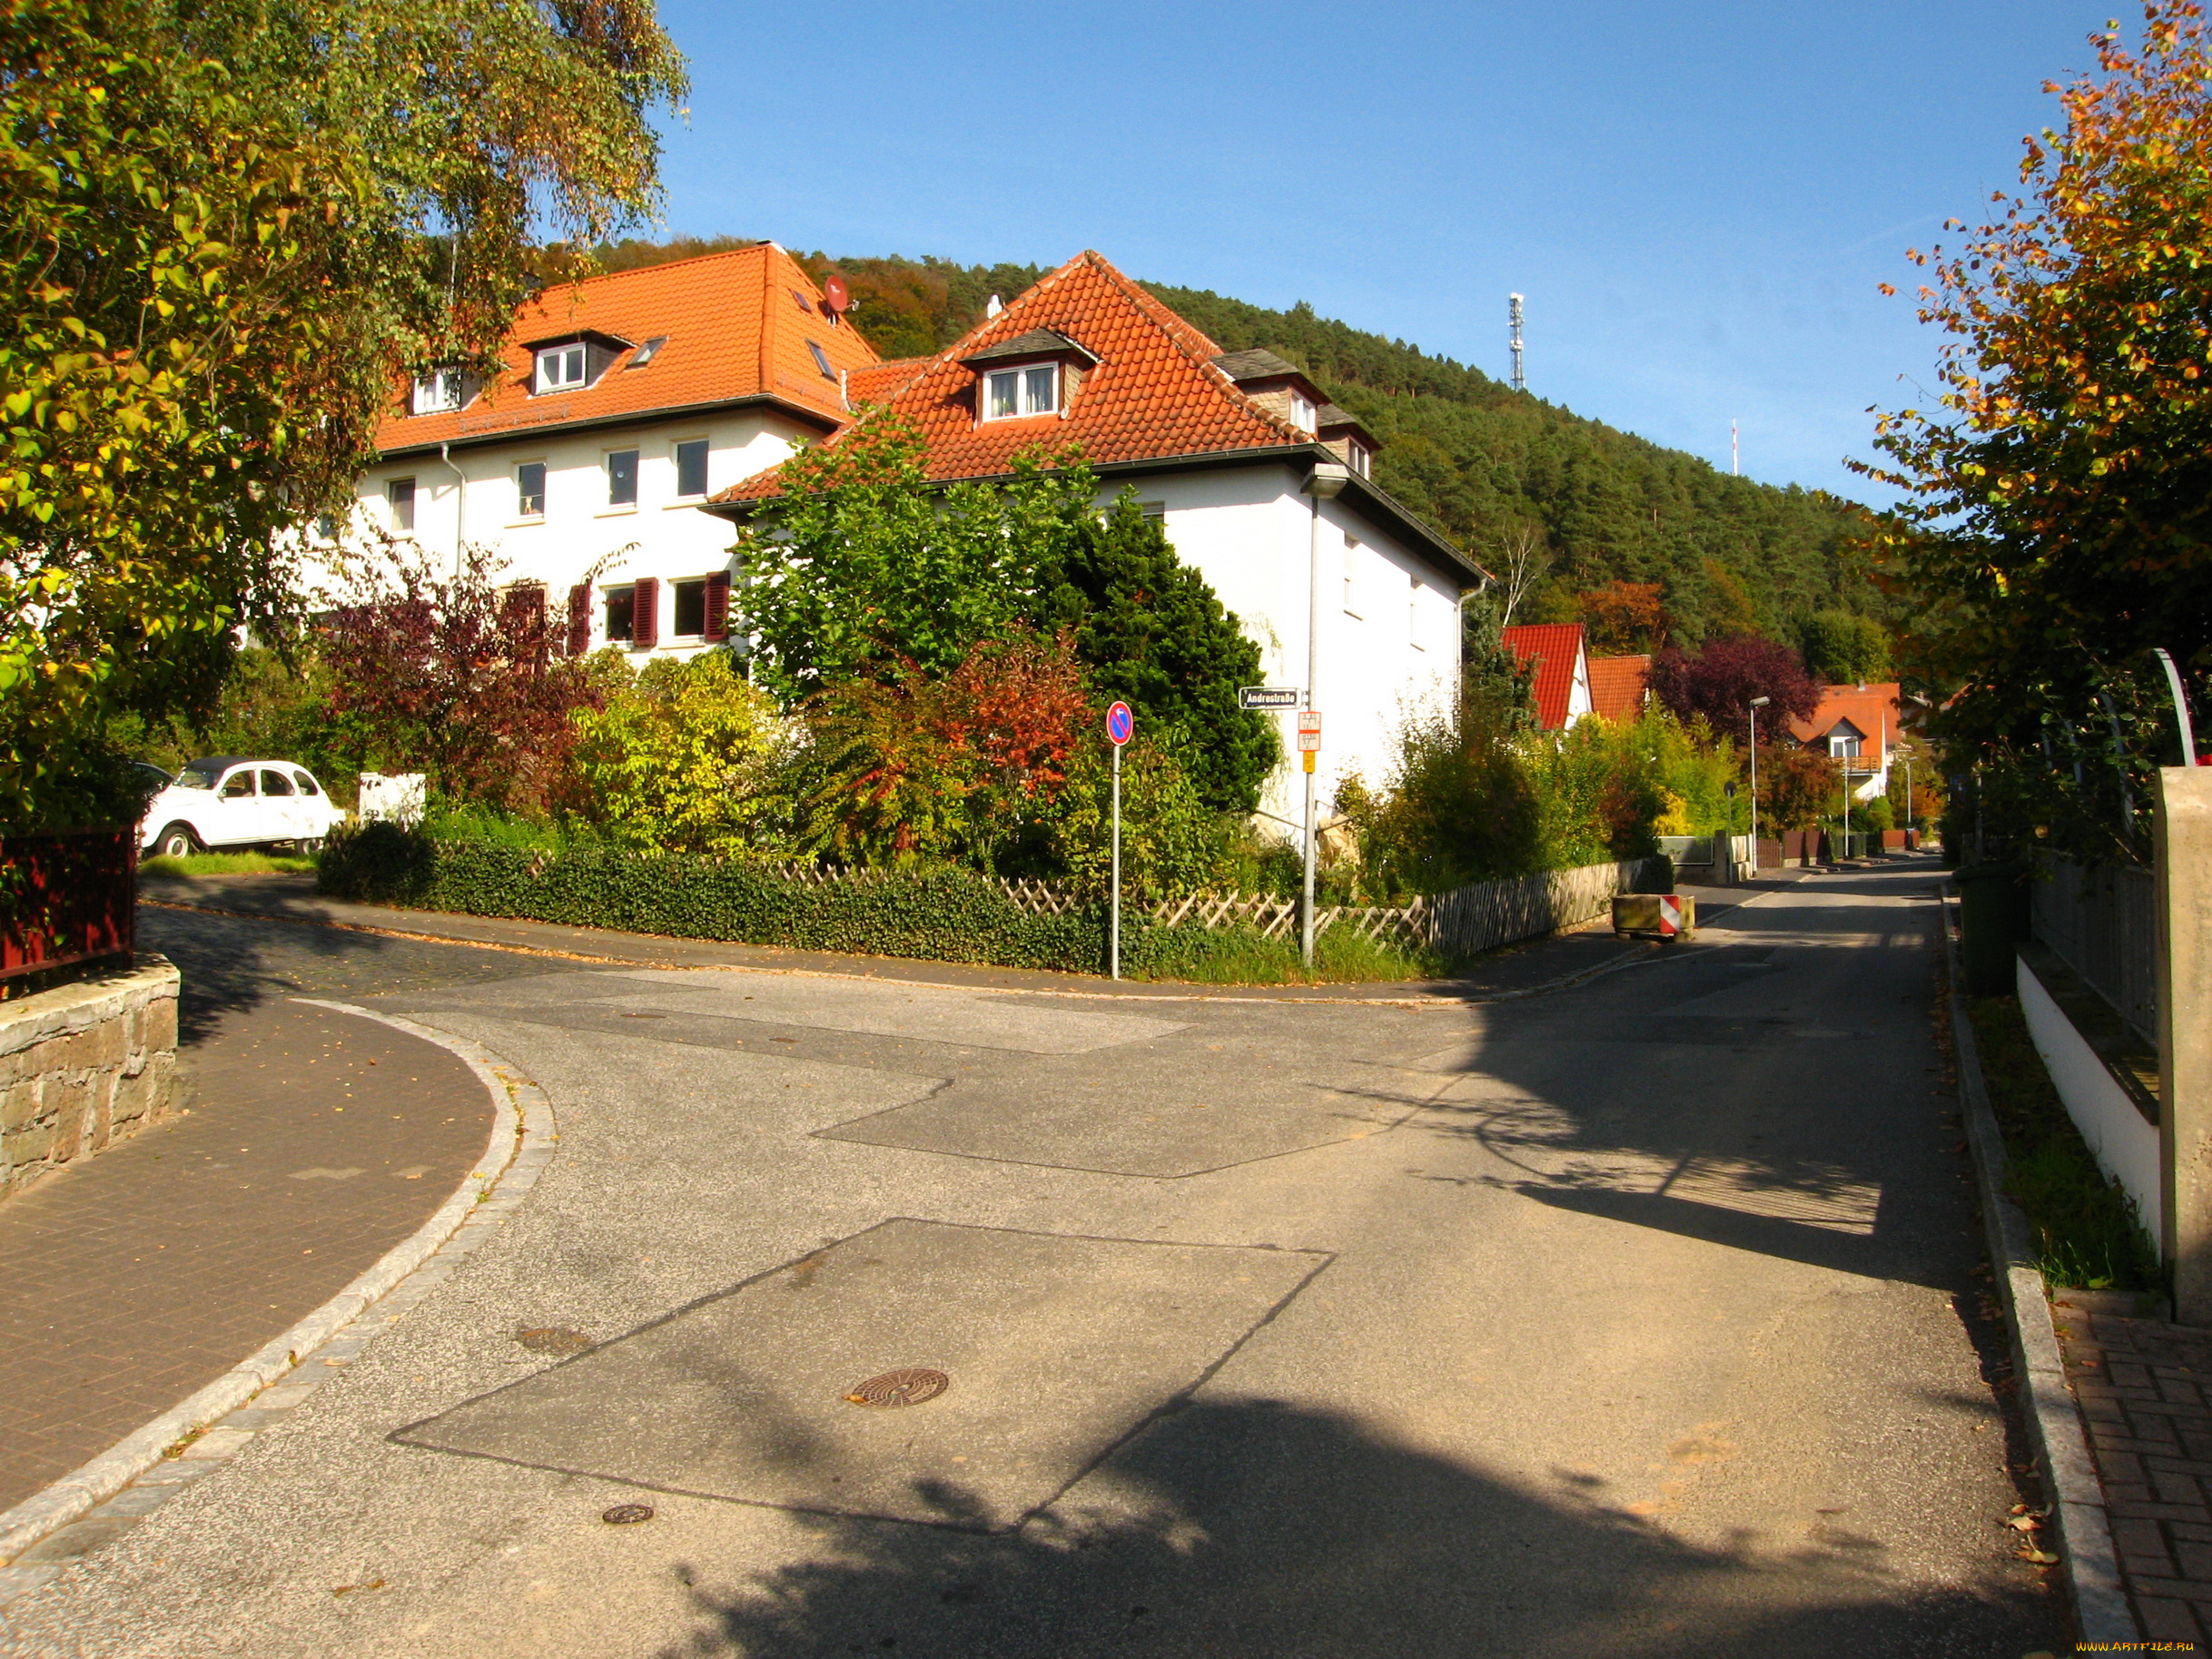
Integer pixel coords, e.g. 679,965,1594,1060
295,837,323,855
153,824,202,859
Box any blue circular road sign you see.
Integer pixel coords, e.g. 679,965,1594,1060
1105,701,1133,746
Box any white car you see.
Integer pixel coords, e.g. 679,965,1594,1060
140,756,345,857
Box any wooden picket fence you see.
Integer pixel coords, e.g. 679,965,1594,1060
755,856,1650,958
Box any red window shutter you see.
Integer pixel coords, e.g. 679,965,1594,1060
565,583,590,656
631,577,659,649
703,571,731,642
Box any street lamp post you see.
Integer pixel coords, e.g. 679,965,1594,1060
1748,696,1770,871
1299,460,1352,968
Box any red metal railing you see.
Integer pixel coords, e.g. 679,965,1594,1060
0,830,136,992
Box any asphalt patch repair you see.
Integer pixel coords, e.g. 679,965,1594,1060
391,1219,1328,1530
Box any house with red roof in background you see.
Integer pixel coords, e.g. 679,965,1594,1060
332,243,883,656
709,251,1484,824
1500,624,1595,731
1586,654,1652,724
1791,682,1904,802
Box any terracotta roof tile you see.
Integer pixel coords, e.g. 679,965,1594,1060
1587,654,1651,724
713,250,1312,501
1503,623,1587,731
1789,682,1901,758
375,244,881,455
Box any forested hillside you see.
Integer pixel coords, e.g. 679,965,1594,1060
590,237,1880,645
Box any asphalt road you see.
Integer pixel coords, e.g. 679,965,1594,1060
2,862,2062,1657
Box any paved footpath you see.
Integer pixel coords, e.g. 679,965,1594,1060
1,864,2063,1657
2053,1288,2212,1647
0,909,519,1514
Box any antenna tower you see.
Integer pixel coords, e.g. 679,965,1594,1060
1508,293,1526,393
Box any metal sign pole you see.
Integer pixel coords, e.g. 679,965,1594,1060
1111,740,1122,981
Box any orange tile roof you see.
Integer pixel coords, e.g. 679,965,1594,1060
375,244,881,455
846,357,934,405
714,250,1312,501
1502,623,1587,731
1789,682,1901,758
1587,654,1651,723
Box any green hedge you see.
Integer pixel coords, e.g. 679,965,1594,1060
319,821,1128,973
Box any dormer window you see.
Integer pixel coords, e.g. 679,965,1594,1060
1348,439,1371,479
536,342,588,393
411,370,466,415
1289,391,1317,433
984,364,1059,420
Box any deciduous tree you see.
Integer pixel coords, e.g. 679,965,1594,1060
1861,1,2212,854
1647,637,1821,739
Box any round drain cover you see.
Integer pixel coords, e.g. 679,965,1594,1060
601,1504,655,1526
844,1368,950,1407
517,1327,591,1357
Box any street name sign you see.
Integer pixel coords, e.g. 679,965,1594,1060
1238,686,1301,710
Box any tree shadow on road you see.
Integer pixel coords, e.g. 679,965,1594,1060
655,1396,2054,1659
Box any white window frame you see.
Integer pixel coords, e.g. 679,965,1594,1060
1348,439,1371,478
604,447,640,511
672,437,710,501
1289,390,1317,433
388,476,416,533
980,361,1060,421
535,342,588,394
514,459,548,521
411,370,464,415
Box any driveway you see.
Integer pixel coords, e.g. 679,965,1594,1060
1,863,2059,1656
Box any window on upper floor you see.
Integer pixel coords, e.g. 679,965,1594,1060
673,578,707,637
536,342,588,394
983,363,1059,420
516,461,547,519
1348,439,1371,478
607,448,639,508
1289,390,1317,433
675,439,708,499
411,370,466,415
1831,735,1862,758
388,477,416,532
627,336,668,370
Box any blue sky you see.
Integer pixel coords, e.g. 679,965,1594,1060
648,1,2115,505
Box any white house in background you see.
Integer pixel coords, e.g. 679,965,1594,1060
1790,682,1905,802
330,243,883,652
1499,623,1595,731
707,251,1486,825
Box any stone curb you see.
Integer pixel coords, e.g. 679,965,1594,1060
0,1004,557,1586
1938,884,2138,1644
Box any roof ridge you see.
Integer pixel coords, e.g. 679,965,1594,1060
1064,252,1315,448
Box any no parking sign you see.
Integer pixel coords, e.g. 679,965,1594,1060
1106,701,1133,746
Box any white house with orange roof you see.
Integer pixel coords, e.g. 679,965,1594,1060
331,243,881,655
706,251,1484,824
1500,624,1595,731
1790,682,1904,801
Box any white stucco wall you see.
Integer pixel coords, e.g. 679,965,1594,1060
324,409,811,655
1121,465,1463,827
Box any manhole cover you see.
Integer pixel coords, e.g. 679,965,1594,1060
844,1368,949,1407
601,1503,655,1525
517,1327,592,1357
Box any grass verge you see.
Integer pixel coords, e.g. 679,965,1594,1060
140,851,318,878
1967,992,2160,1292
1131,922,1436,985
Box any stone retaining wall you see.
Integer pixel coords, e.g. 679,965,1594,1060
1,957,180,1202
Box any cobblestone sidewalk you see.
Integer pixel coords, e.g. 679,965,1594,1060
0,908,527,1516
2054,1288,2212,1649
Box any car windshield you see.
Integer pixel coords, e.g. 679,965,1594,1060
174,765,221,790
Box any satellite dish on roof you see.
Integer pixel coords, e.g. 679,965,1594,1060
821,274,851,315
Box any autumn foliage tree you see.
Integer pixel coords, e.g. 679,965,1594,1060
1576,580,1668,652
1861,1,2212,855
1647,636,1821,739
1,0,681,832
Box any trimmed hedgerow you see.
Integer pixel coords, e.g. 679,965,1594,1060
318,820,1112,973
